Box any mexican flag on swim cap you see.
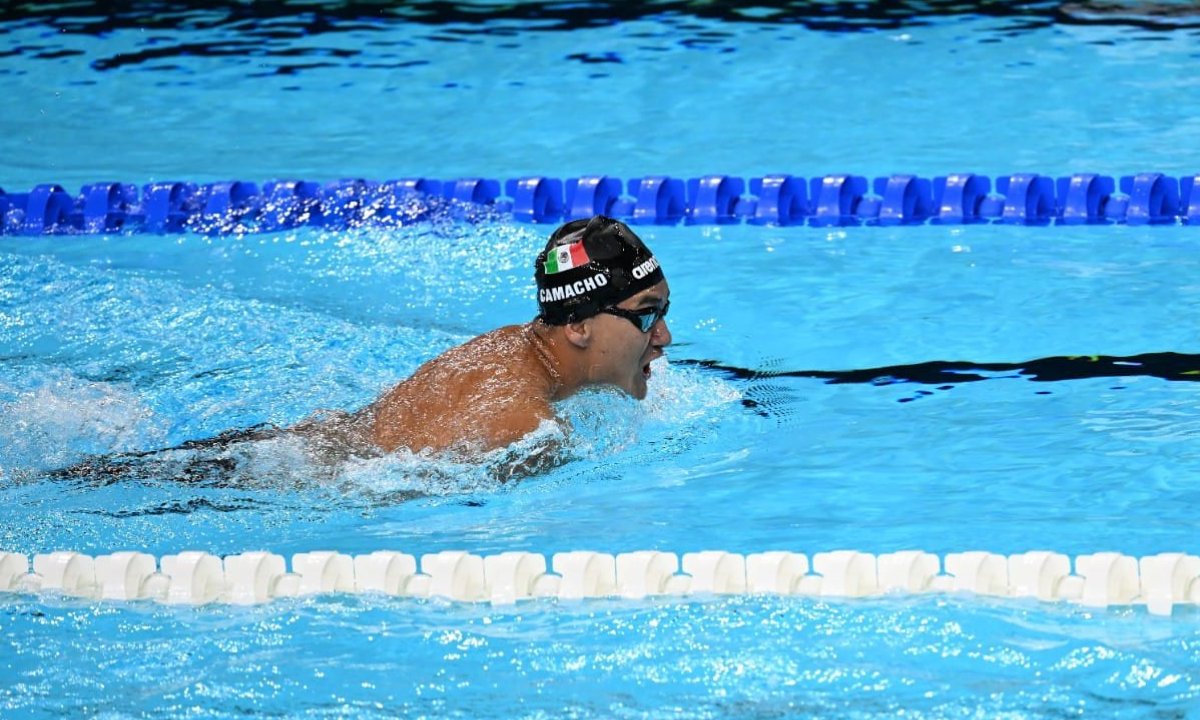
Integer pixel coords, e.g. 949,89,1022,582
534,215,665,325
543,240,589,274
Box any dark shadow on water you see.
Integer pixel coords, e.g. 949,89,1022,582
46,423,413,504
1,1,1061,37
48,424,288,488
677,351,1200,415
679,351,1200,386
9,1,1197,41
72,495,273,518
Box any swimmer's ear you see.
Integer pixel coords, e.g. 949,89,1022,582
562,319,592,349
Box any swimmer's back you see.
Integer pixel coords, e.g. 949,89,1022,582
362,324,556,453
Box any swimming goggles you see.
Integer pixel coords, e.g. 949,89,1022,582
601,300,670,333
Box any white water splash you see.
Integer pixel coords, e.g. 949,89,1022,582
333,418,570,498
0,370,168,476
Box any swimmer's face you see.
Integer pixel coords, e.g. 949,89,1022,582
588,279,672,399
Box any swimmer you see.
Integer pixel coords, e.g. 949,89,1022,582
53,215,671,485
331,213,672,456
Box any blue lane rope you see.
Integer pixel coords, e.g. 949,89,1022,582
2,172,1199,235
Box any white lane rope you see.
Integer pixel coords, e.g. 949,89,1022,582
2,549,1197,615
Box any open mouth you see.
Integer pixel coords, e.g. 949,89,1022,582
642,353,661,379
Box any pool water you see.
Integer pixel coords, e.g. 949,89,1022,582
5,3,1200,717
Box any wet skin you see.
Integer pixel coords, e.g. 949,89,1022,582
360,280,672,454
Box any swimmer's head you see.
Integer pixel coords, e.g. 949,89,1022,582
535,215,665,325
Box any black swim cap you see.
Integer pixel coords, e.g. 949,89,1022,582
535,215,665,325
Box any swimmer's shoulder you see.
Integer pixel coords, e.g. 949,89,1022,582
431,323,545,381
450,323,534,356
366,323,554,453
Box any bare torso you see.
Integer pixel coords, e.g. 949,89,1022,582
358,324,559,454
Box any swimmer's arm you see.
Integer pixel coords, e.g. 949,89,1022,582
493,420,570,481
480,396,556,449
496,435,563,481
483,398,568,480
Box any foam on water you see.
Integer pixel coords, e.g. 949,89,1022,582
542,358,742,462
0,369,167,478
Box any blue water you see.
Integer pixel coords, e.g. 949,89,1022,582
4,4,1200,186
5,4,1200,718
